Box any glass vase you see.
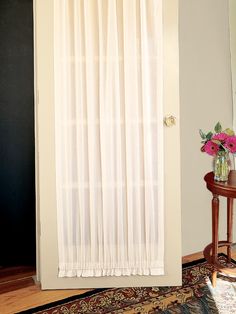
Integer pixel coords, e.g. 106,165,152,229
213,150,231,182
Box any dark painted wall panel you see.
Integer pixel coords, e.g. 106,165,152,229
0,0,35,266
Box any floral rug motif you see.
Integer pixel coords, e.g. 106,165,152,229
18,255,236,314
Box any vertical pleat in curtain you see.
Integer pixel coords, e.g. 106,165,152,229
54,0,164,277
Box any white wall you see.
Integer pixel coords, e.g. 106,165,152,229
180,0,234,255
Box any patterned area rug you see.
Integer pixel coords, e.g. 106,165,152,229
18,255,236,314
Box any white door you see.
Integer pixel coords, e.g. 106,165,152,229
35,0,181,289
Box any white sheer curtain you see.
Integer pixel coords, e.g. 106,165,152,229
54,0,164,277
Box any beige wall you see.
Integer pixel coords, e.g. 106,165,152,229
229,0,236,128
180,0,234,255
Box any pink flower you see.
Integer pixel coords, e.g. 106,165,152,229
225,136,236,153
212,133,229,141
204,141,219,156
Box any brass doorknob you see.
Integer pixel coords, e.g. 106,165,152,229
164,115,176,127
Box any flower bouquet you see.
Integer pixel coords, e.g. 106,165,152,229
200,122,236,181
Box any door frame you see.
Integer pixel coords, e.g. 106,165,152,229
34,0,182,289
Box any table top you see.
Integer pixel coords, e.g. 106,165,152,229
204,170,236,197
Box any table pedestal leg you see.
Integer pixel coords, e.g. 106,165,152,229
227,198,233,262
212,194,219,287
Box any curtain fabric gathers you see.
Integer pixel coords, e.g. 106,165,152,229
54,0,164,277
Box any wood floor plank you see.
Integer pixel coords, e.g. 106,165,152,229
0,272,35,286
0,266,35,283
0,285,89,314
0,277,35,295
182,245,236,264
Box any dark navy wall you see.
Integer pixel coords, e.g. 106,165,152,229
0,0,35,266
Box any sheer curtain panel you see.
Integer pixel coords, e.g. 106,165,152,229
54,0,164,277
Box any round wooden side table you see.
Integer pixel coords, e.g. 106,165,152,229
204,170,236,287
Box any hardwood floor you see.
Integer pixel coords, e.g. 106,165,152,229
1,285,89,314
0,272,89,314
182,244,236,264
1,248,236,314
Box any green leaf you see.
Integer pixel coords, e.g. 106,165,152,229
224,128,235,136
212,139,221,145
199,129,206,139
206,132,213,140
214,122,222,133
